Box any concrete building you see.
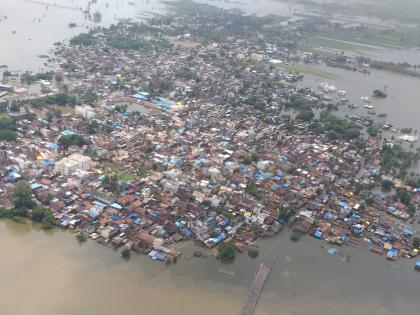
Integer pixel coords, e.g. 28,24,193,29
55,153,92,176
75,105,95,119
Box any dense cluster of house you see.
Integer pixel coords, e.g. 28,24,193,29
0,12,418,262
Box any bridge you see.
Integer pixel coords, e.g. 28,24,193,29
240,243,281,315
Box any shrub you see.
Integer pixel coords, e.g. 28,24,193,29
248,249,259,258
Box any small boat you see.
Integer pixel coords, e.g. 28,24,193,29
377,112,387,118
364,104,374,109
338,90,346,96
367,110,376,115
361,96,371,103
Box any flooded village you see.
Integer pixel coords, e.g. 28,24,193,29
0,1,420,315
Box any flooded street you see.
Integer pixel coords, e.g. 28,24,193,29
0,220,419,315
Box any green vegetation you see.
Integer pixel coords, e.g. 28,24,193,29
83,89,99,104
296,107,315,122
58,134,87,149
245,181,265,201
70,32,97,46
13,180,35,209
164,0,240,16
0,116,17,141
47,92,77,106
248,249,259,258
413,237,420,249
1,182,54,229
395,188,411,207
279,63,335,79
381,179,394,192
314,111,362,140
106,37,172,52
102,174,121,195
23,93,77,110
373,89,387,98
336,0,420,26
0,207,26,220
218,242,236,263
0,129,17,141
174,67,198,81
120,172,137,183
21,71,54,84
278,206,296,220
302,35,375,54
32,205,49,222
290,233,301,242
76,232,87,243
367,125,379,137
380,145,419,173
121,248,131,259
40,210,54,230
286,98,315,122
400,128,413,134
305,22,420,49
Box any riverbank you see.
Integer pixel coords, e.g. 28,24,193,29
1,219,419,315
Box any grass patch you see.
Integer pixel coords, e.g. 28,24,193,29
119,172,137,183
163,0,241,16
303,35,378,54
279,64,336,79
305,25,420,49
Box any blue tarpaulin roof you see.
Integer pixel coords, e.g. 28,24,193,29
327,248,338,255
314,231,323,239
111,203,123,210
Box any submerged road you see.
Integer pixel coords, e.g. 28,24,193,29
241,243,281,315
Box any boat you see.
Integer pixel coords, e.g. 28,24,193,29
398,135,418,143
380,124,391,130
361,96,371,103
338,90,346,96
377,112,387,118
364,104,374,109
367,110,376,115
319,82,337,93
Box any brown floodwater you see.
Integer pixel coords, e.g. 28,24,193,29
0,220,419,315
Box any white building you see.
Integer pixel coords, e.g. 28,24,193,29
75,105,95,119
55,153,92,176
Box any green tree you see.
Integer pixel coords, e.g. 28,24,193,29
381,179,393,192
218,242,236,262
32,205,48,222
121,248,131,259
41,210,55,230
0,129,17,141
13,180,35,209
367,125,379,137
248,249,259,258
